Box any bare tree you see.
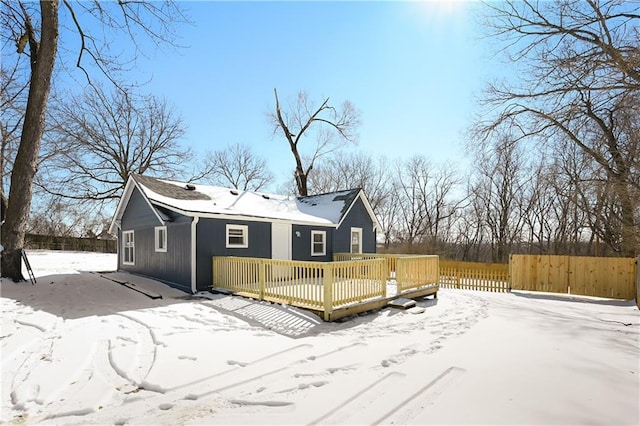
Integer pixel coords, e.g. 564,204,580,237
472,133,530,262
38,85,189,209
477,0,640,255
392,156,463,253
270,88,360,196
1,0,188,280
199,143,273,191
308,151,391,212
0,60,28,200
422,164,465,246
452,189,488,261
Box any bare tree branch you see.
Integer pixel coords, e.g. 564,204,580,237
270,88,360,196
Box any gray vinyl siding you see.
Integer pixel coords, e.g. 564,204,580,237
334,197,376,254
196,218,271,291
119,187,192,292
291,225,333,262
121,187,163,229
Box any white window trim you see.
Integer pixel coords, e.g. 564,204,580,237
122,230,135,265
311,230,326,256
226,224,249,248
350,227,362,254
155,226,167,252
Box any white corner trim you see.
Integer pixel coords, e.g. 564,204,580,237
191,216,199,294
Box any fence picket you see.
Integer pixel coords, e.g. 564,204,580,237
438,261,510,293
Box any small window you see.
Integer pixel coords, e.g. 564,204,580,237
155,226,167,252
350,227,362,254
311,230,326,256
122,230,135,265
226,224,248,248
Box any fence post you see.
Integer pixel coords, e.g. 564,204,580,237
508,255,512,292
323,263,334,321
636,256,639,309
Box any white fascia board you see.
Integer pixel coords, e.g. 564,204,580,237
109,177,165,235
337,190,382,232
109,177,135,234
148,200,339,228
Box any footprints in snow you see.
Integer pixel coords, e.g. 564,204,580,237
178,355,197,361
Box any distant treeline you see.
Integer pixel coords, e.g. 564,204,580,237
24,234,116,253
379,239,628,263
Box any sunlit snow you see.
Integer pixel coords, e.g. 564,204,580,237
1,250,638,425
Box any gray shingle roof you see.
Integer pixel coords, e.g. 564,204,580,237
132,174,210,201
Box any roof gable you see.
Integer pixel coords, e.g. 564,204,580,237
109,176,166,234
296,188,361,224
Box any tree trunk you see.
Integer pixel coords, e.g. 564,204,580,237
1,249,25,282
1,1,59,281
295,168,308,197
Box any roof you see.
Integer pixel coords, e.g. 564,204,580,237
109,174,381,233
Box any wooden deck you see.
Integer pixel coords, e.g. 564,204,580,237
212,255,439,321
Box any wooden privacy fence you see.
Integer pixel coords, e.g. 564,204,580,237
25,234,117,253
439,260,510,292
213,256,439,321
510,254,637,300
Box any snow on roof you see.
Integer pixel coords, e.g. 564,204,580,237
131,174,363,226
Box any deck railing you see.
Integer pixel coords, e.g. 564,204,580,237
333,253,439,293
396,255,439,293
213,257,386,319
333,253,413,280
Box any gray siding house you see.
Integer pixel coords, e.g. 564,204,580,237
109,174,380,293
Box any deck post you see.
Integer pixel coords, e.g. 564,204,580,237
323,263,334,321
259,260,265,300
396,258,403,294
378,259,386,298
211,257,216,289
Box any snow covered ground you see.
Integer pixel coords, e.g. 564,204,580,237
1,250,639,425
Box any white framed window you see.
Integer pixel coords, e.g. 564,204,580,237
155,226,167,252
311,230,326,256
122,230,135,265
226,224,248,248
350,227,362,254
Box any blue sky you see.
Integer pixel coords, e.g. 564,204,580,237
87,1,495,188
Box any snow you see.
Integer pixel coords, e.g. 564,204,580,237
137,177,358,225
2,250,639,425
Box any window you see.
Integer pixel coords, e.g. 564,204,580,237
311,230,326,256
350,227,362,254
122,230,135,265
155,226,167,252
226,224,248,248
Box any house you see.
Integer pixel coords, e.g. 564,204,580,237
109,174,381,293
